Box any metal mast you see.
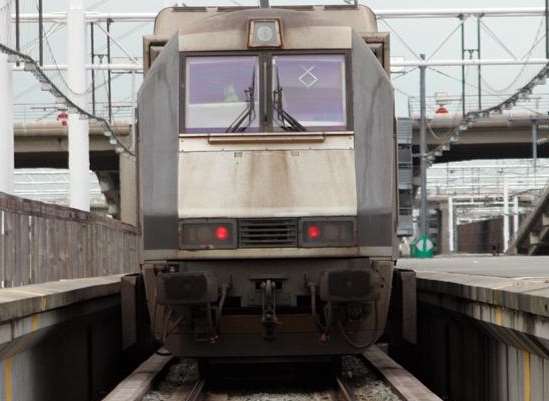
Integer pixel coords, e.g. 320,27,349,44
419,54,429,243
546,0,549,58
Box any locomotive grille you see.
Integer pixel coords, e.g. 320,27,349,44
239,218,298,248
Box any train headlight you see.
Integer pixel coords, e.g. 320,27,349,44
300,218,357,248
179,219,237,250
248,19,282,48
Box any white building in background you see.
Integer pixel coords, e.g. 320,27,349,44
14,169,106,211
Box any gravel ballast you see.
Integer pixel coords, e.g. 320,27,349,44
143,355,401,401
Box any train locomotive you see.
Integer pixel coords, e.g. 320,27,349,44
137,3,397,359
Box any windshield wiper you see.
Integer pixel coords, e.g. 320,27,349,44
272,69,306,132
226,69,256,133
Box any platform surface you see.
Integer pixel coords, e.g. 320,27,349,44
399,256,549,278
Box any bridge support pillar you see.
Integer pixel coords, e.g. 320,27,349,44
0,2,15,194
67,0,90,211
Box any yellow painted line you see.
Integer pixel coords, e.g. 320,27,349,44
3,357,13,401
31,314,40,332
495,307,503,326
524,351,531,401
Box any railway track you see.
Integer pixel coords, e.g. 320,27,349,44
102,346,441,401
145,378,353,401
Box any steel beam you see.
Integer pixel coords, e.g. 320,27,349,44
503,182,510,252
11,8,549,23
38,0,43,66
9,58,548,74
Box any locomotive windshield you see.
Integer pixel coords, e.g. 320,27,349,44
183,54,348,133
185,56,260,133
272,55,347,131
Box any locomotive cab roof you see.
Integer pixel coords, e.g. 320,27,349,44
143,4,389,74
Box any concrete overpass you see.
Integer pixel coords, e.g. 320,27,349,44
14,120,137,224
412,114,549,163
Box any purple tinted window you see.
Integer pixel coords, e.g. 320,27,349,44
185,56,259,133
272,55,347,130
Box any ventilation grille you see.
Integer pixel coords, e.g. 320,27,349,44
239,219,298,248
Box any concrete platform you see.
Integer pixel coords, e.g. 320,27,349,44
394,256,549,401
400,255,549,278
0,275,137,401
398,256,549,338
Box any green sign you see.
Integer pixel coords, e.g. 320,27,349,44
413,234,434,259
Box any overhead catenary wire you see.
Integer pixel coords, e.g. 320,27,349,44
427,18,467,61
479,19,518,60
0,42,134,156
379,18,423,61
481,18,545,94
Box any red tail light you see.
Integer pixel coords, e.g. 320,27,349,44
307,225,321,240
179,220,236,250
215,225,230,241
301,218,356,248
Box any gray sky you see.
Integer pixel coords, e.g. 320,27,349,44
12,0,549,117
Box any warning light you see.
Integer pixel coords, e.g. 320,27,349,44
215,225,230,241
57,111,69,126
435,106,449,114
307,225,321,240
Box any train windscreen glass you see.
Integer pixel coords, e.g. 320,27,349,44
272,55,347,131
185,56,260,133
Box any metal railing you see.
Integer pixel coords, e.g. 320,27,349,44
13,101,135,122
408,93,549,118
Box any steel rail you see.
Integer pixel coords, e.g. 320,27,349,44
362,345,443,401
101,349,174,401
168,379,206,401
335,376,357,401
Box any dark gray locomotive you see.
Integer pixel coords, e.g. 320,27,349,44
137,4,397,359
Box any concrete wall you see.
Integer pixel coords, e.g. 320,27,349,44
457,217,505,254
0,276,155,401
391,303,549,401
0,299,124,401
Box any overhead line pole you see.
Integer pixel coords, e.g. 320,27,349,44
460,15,466,116
546,0,549,58
477,15,482,111
91,22,96,115
38,0,43,65
106,18,112,122
419,54,429,243
15,0,19,55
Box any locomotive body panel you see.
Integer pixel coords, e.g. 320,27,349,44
178,148,357,218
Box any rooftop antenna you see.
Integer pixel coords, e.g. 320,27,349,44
260,0,269,8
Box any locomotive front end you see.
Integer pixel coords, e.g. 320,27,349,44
138,5,396,358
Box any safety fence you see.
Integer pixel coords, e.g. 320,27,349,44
0,192,140,287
